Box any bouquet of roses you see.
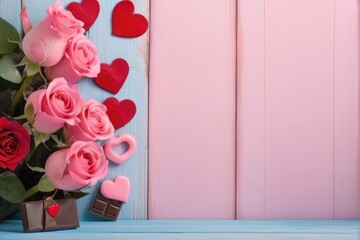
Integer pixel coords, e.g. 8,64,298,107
0,1,116,222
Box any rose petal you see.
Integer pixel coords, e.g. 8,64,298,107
20,7,32,34
45,148,87,191
33,112,65,134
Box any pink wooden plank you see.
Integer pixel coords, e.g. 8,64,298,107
333,0,360,219
264,0,335,219
149,0,236,219
236,0,266,219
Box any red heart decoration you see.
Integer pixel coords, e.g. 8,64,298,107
103,97,136,130
94,58,129,94
67,0,100,31
46,203,60,218
112,0,148,38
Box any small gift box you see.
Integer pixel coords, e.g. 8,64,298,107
20,198,79,232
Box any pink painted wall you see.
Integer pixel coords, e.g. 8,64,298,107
149,0,236,219
149,0,359,220
237,0,359,219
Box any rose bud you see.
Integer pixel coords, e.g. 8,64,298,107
22,0,84,67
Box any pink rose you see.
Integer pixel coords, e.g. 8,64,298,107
0,117,30,171
45,34,100,84
45,141,108,191
65,100,114,142
25,77,84,134
22,0,84,67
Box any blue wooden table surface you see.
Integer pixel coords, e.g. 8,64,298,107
0,220,359,239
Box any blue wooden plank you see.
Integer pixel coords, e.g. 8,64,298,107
6,0,149,221
0,220,358,240
75,0,149,221
0,0,21,31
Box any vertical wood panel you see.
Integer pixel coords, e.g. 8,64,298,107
236,0,266,219
0,0,21,31
334,0,360,219
149,0,236,219
22,0,149,220
264,0,335,219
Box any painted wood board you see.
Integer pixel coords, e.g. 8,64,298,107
264,0,334,219
148,0,236,219
0,220,358,240
0,1,21,32
2,0,149,220
237,0,266,219
333,0,360,219
237,0,360,219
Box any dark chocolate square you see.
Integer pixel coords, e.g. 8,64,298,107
89,193,123,220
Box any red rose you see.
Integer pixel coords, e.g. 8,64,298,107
0,117,30,171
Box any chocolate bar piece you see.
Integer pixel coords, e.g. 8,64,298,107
89,193,123,220
20,198,79,232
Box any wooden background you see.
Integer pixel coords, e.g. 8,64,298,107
0,0,149,220
0,0,359,221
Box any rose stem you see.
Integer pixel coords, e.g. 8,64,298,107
22,184,39,201
10,74,33,113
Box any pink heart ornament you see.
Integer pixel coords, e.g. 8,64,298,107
104,134,136,165
100,176,130,203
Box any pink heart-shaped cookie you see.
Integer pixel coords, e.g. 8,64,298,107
67,0,100,31
100,176,130,203
94,58,129,94
104,134,136,165
112,0,148,38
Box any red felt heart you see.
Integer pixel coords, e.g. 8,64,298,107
46,203,60,218
94,58,129,94
67,0,100,31
103,97,136,130
112,0,148,38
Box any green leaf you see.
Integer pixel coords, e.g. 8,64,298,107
38,174,55,192
0,17,20,54
0,55,22,83
25,160,45,173
25,103,35,124
0,172,26,203
16,57,39,76
0,197,19,222
33,129,50,148
26,60,39,76
64,190,89,200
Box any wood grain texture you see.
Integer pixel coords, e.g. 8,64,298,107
237,0,266,219
15,0,149,220
0,220,358,240
149,0,236,219
237,0,360,219
264,0,334,219
0,0,21,31
333,0,360,219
